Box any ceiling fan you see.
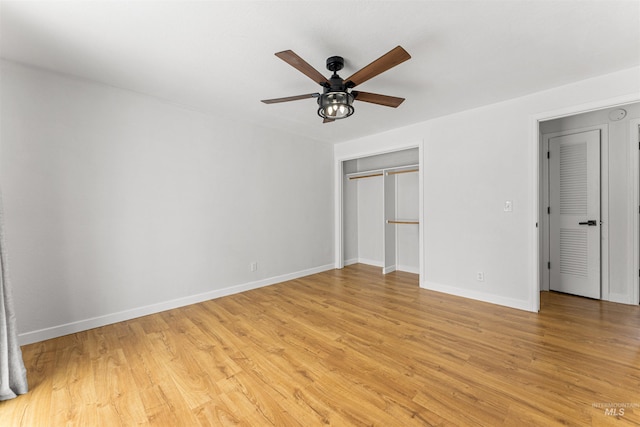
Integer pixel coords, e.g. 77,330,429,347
261,46,411,123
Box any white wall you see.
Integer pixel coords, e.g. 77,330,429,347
335,67,640,312
0,61,334,344
396,172,419,273
342,162,359,265
356,176,384,266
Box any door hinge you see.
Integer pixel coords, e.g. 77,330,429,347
547,206,550,214
547,151,550,159
547,262,551,270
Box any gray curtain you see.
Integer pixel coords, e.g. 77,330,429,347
0,193,28,400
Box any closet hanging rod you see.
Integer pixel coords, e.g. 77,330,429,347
387,168,419,176
348,172,384,180
346,164,418,179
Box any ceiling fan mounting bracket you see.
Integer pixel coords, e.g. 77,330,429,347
325,56,348,92
326,56,344,73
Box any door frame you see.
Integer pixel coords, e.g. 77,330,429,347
334,140,424,282
532,94,640,311
630,118,640,305
541,125,609,300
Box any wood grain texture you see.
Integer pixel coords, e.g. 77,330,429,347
260,93,317,104
2,264,639,426
344,46,411,87
386,169,418,175
274,50,330,86
348,173,384,180
387,220,419,224
352,91,405,108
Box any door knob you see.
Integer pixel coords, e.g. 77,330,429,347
578,220,597,226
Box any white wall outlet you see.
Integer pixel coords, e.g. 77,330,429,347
250,262,258,272
476,271,485,282
503,200,513,212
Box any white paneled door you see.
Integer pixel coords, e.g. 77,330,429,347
549,130,601,299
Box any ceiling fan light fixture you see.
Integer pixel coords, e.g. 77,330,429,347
263,46,410,122
317,91,354,120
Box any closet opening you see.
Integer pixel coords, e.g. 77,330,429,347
537,102,640,305
340,147,421,279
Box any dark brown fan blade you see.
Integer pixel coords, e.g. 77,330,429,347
344,46,411,87
261,93,319,104
323,118,335,124
275,50,330,86
352,91,405,108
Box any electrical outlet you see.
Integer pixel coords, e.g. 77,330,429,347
476,272,485,282
250,262,258,272
504,200,513,212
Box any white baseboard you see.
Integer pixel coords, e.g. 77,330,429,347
19,263,335,345
357,258,384,268
342,260,418,275
421,280,535,312
397,264,419,274
607,292,635,305
383,265,396,274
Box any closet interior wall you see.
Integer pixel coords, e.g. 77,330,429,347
343,148,419,274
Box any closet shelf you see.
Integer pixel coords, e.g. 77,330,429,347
387,220,419,225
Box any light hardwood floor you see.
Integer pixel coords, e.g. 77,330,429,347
2,264,639,426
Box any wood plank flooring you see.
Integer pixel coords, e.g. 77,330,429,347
2,263,639,426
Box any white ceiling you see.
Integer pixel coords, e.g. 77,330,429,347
1,0,639,144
